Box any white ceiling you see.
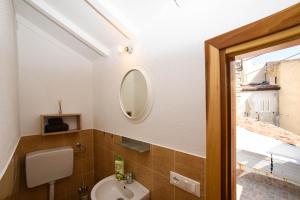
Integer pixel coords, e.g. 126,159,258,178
14,0,132,60
13,0,300,61
43,0,126,47
98,0,173,33
14,0,99,60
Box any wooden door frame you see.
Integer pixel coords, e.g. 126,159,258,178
205,3,300,200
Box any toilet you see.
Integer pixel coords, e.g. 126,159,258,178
26,146,74,200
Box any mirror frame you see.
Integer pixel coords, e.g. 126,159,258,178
119,68,154,122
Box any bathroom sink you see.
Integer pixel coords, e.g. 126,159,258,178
91,175,150,200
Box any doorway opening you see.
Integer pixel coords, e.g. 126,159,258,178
234,41,300,199
205,3,300,200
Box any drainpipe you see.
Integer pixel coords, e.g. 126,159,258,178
270,154,274,174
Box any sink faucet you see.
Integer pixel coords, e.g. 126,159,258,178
124,172,133,184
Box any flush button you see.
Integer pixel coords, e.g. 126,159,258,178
170,171,200,197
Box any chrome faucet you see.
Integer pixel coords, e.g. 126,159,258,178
124,172,133,184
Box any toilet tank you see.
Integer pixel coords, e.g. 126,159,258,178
26,146,73,188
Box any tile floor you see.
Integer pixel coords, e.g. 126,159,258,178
237,170,300,200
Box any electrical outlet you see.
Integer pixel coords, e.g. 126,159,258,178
170,171,200,197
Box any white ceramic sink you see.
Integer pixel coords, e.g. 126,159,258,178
91,175,150,200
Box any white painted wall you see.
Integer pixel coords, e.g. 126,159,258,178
242,62,266,85
93,0,299,157
0,0,20,179
10,0,299,157
17,17,94,136
238,91,279,125
277,60,300,135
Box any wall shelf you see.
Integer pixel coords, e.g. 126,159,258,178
117,137,150,153
40,114,81,136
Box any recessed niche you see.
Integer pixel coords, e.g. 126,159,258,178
40,114,81,136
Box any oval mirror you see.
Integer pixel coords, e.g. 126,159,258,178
120,69,152,121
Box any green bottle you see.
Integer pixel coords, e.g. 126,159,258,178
115,155,124,181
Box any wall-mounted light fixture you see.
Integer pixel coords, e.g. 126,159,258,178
118,46,133,54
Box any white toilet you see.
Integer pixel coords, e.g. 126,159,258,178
26,146,74,200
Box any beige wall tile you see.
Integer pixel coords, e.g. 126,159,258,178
174,151,205,198
69,173,84,199
175,187,204,200
114,145,138,162
175,151,205,182
102,150,114,177
63,132,81,148
41,134,65,149
103,132,114,150
19,135,43,154
93,130,206,200
135,164,153,191
79,129,93,144
122,157,137,174
85,141,94,158
0,129,206,200
19,184,48,200
81,157,94,174
152,145,174,177
136,146,153,169
83,172,95,191
94,148,104,167
73,157,83,174
54,177,70,200
94,130,105,148
0,157,16,200
152,172,174,200
4,130,95,200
